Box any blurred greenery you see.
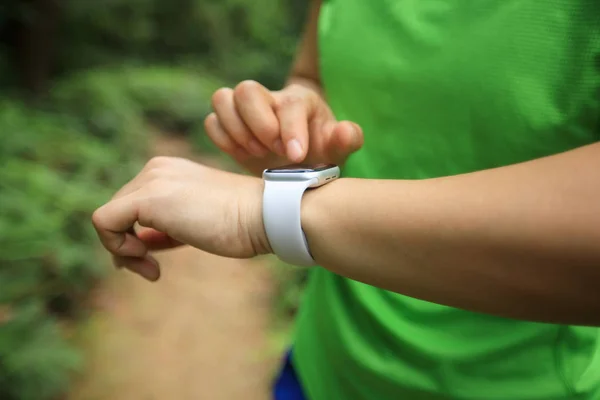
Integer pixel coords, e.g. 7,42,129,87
0,97,144,400
0,0,306,398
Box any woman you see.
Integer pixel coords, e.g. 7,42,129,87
93,1,600,399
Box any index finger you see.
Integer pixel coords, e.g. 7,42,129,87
274,95,311,163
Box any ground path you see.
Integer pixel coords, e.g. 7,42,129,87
68,133,287,400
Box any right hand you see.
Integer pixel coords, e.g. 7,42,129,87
204,80,363,173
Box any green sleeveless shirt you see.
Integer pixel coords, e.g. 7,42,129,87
291,1,600,399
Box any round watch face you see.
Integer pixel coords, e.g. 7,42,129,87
265,163,337,173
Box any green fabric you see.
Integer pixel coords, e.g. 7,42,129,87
292,1,600,399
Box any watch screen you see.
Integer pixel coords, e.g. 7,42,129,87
265,163,336,173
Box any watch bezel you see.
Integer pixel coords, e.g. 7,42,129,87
264,163,337,173
262,163,340,186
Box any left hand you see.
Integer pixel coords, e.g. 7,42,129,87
91,156,269,281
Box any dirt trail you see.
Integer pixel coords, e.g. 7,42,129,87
68,135,285,400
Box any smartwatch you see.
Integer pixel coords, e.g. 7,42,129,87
262,163,340,267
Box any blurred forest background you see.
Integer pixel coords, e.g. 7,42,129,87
0,0,307,399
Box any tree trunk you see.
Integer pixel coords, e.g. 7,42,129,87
16,0,61,97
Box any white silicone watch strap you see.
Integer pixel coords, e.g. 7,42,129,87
262,179,317,267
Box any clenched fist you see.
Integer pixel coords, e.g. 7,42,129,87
92,156,270,281
204,79,363,174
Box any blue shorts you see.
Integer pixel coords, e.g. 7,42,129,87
272,351,306,400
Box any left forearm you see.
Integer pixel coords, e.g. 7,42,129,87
301,142,600,325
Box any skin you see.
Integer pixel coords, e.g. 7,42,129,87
92,144,600,326
92,0,600,326
301,143,600,326
202,0,362,177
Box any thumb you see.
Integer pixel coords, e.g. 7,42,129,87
326,121,364,163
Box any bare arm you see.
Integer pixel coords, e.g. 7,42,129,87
302,142,600,326
286,0,323,90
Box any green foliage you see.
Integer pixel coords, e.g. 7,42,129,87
55,0,304,89
49,65,225,152
0,98,146,400
271,263,308,321
49,72,143,142
0,100,123,284
0,64,233,399
0,303,81,400
0,0,307,398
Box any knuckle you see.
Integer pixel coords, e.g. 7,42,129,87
285,83,304,93
283,83,313,100
234,80,261,99
91,207,104,229
145,166,163,183
274,93,304,112
141,156,176,181
211,87,233,108
146,156,171,169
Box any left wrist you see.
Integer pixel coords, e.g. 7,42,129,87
245,178,273,256
301,177,342,263
261,163,340,266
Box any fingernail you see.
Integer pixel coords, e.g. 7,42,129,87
287,139,303,161
248,139,266,157
273,139,285,156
